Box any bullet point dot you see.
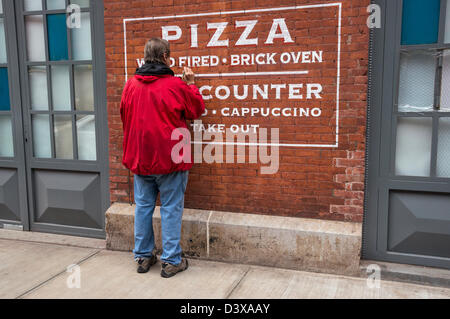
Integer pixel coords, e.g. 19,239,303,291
222,58,227,64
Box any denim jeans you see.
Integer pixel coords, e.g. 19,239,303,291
133,170,189,265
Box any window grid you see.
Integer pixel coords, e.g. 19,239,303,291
394,0,450,178
23,0,95,161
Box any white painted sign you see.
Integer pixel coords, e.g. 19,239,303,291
124,3,342,147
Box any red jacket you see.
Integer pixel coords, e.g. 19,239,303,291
120,73,205,175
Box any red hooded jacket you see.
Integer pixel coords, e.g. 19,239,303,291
120,64,205,175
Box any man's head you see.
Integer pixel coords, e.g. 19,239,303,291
144,38,171,65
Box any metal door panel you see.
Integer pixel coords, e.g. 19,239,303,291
387,191,450,259
0,168,20,221
33,170,102,229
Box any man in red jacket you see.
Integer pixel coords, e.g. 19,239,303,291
120,38,205,277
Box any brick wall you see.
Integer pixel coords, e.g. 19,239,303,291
104,0,370,222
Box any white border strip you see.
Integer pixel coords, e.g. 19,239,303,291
206,211,213,257
175,71,309,77
335,2,341,148
195,71,309,77
123,3,342,148
123,3,342,23
192,141,338,148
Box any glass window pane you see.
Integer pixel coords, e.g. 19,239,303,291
71,12,92,61
0,115,14,157
0,18,7,64
47,14,68,61
395,117,432,177
0,1,3,14
32,114,51,158
54,115,73,159
77,115,96,160
440,51,450,111
74,65,93,111
0,67,10,111
437,118,450,177
51,65,71,111
24,0,43,11
398,51,436,112
46,0,66,10
70,0,89,8
401,0,440,45
29,66,48,110
25,15,46,62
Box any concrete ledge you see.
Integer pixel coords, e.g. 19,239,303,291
106,203,362,276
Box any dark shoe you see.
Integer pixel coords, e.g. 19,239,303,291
135,255,157,273
160,258,189,278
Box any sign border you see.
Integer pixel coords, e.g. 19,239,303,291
123,2,342,148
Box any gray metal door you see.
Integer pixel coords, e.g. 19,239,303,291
363,0,450,269
0,0,109,238
0,0,29,230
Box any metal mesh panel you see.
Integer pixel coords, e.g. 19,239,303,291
398,51,436,112
440,50,450,111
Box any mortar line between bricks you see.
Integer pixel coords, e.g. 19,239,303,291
225,267,251,299
15,249,102,299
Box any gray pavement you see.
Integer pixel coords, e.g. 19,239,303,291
0,230,449,299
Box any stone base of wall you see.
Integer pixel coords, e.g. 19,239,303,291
106,203,362,276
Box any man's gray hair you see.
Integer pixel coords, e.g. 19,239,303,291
144,38,170,64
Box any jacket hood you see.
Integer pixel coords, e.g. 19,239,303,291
135,62,174,77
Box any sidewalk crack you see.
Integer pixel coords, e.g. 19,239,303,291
15,249,101,299
225,267,251,299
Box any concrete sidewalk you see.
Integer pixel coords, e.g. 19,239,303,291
0,229,449,299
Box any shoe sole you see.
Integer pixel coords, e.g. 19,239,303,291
160,259,189,278
137,268,148,273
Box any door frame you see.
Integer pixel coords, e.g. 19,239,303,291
362,0,450,269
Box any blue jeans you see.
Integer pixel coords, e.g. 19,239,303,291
133,170,189,265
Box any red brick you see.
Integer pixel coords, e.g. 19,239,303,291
105,0,370,223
